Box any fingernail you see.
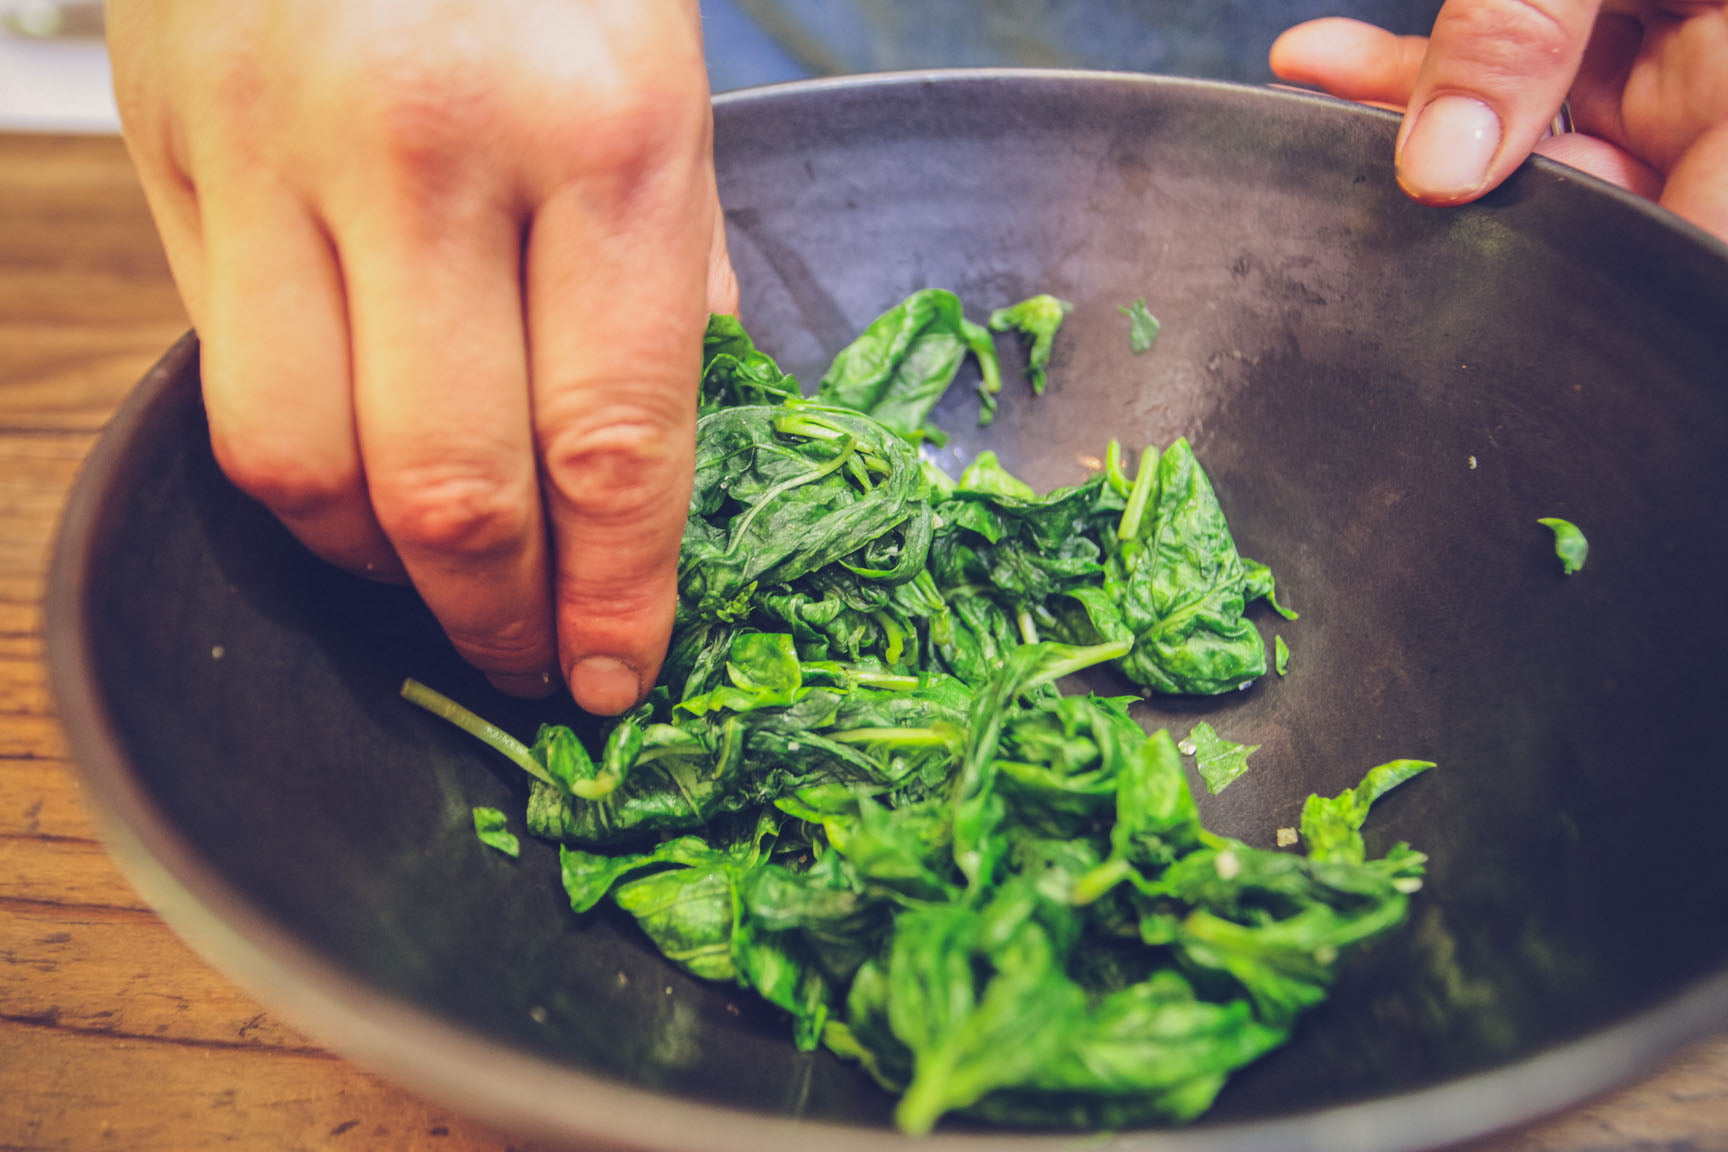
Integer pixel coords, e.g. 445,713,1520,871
1399,95,1502,202
568,656,642,716
487,670,559,699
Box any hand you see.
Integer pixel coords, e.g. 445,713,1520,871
1270,2,1728,243
107,0,739,715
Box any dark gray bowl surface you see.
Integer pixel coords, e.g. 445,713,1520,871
46,72,1728,1152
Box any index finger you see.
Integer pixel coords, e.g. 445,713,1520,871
1269,18,1432,109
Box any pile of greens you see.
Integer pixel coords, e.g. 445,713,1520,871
406,289,1430,1133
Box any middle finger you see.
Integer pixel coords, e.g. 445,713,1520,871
335,175,558,697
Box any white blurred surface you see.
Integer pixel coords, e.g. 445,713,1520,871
0,4,119,133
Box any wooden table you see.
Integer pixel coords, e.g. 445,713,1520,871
2,131,1726,1152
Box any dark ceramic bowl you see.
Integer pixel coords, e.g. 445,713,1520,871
46,72,1728,1152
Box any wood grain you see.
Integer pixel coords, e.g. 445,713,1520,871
0,130,1723,1152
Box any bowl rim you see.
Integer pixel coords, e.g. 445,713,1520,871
43,69,1728,1152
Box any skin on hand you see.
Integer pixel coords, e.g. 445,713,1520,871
1270,2,1728,244
106,0,740,715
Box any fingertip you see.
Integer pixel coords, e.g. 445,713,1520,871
1269,17,1382,83
1269,18,1428,109
567,655,644,716
557,579,676,714
1396,94,1503,203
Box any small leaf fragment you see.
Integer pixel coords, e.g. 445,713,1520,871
1119,298,1160,354
1538,517,1588,574
1274,635,1290,677
1300,760,1433,864
1184,721,1261,795
472,806,521,858
988,294,1072,395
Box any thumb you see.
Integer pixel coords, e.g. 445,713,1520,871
1658,119,1728,247
1395,0,1603,204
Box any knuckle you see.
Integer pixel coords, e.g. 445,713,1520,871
206,46,267,121
446,619,555,676
593,82,706,163
210,432,359,525
1444,0,1575,69
536,79,711,210
556,576,676,658
541,415,686,525
340,43,497,191
373,464,532,562
559,565,676,621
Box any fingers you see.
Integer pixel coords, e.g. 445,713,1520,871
1269,18,1431,108
1395,0,1604,203
1532,131,1664,198
336,177,558,698
1660,119,1728,244
523,68,716,716
196,175,404,582
1565,10,1642,148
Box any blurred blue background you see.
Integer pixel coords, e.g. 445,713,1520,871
700,0,1446,93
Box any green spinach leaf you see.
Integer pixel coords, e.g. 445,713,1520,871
1538,517,1588,575
471,806,520,858
1182,721,1261,795
815,288,1002,435
1120,298,1161,354
988,294,1071,396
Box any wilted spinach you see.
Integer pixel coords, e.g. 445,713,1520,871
1121,297,1161,354
471,806,520,858
1538,516,1588,575
989,293,1071,395
405,290,1432,1133
1182,721,1260,795
814,287,1002,435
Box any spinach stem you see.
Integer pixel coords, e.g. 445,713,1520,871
1070,857,1134,905
1118,444,1159,542
1030,639,1134,688
845,669,923,691
773,411,846,440
1102,438,1133,498
830,726,954,748
400,678,554,788
1016,608,1040,646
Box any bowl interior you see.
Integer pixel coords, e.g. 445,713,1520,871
52,73,1728,1147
